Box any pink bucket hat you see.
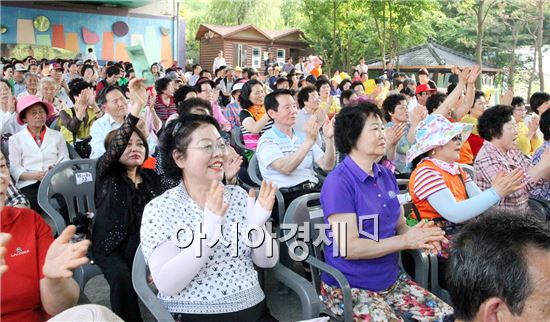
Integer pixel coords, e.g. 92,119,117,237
406,114,473,164
16,95,55,125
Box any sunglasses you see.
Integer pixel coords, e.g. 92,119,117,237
451,135,462,142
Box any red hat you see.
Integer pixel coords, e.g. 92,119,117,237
16,95,55,125
50,63,63,70
415,84,437,95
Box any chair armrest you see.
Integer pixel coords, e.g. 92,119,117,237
401,249,429,289
268,263,321,320
132,249,174,322
304,256,353,322
37,179,67,235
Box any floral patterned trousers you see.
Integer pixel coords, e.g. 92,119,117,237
321,273,454,322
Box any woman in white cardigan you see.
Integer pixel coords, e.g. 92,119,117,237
9,95,69,212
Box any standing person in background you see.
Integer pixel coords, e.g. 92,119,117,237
188,64,202,87
83,48,97,62
355,57,368,74
212,50,226,73
282,57,294,74
294,56,305,74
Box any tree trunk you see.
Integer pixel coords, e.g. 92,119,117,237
528,45,537,98
330,0,338,76
475,0,485,89
536,0,545,90
508,24,518,89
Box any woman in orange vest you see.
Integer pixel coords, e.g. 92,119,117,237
407,114,524,258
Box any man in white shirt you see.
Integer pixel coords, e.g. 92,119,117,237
89,86,156,158
294,57,305,74
212,50,226,74
257,89,335,190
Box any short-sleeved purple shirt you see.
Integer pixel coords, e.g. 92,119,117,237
320,155,401,291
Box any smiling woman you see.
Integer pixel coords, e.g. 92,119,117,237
139,113,279,321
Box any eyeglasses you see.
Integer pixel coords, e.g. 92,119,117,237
187,139,228,155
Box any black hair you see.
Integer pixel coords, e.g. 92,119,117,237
176,97,212,116
81,64,94,77
68,80,93,103
264,89,292,113
446,211,550,321
334,102,383,154
88,48,93,53
297,86,317,109
477,105,514,141
105,65,120,77
338,79,352,92
540,109,550,141
199,69,211,77
192,64,201,71
382,94,407,122
314,79,330,92
400,86,415,98
276,77,290,87
511,96,525,108
98,85,123,106
351,81,365,92
529,92,550,115
2,64,12,73
238,79,263,110
104,127,149,165
174,85,197,106
155,77,172,94
160,114,221,181
339,89,355,107
426,92,447,115
472,90,484,108
447,83,457,96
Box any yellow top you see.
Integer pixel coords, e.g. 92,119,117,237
461,114,479,135
516,121,543,156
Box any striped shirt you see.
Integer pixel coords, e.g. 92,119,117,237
239,110,273,149
413,159,472,200
154,94,176,122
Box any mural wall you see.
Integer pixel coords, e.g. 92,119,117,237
0,5,176,66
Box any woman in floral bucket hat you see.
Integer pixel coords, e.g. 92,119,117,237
407,114,525,259
9,95,69,212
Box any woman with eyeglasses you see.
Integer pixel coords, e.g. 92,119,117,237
140,113,279,321
91,79,161,322
408,114,524,259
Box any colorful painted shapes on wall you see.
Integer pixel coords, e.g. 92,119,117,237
115,42,129,62
16,19,35,44
52,25,65,48
160,34,172,67
1,43,77,60
113,21,129,37
33,16,50,32
66,33,79,52
36,34,52,47
82,27,100,44
0,26,7,34
102,32,115,61
160,27,170,36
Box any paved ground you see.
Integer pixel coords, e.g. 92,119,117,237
84,263,334,322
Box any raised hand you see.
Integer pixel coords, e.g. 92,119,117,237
128,78,147,107
0,233,11,277
42,225,90,279
305,116,321,144
205,180,229,217
467,65,481,85
491,168,526,198
500,88,514,106
527,114,540,135
458,66,471,84
410,105,428,125
223,145,243,183
255,180,277,212
402,221,446,252
322,117,335,139
386,122,406,147
7,95,16,113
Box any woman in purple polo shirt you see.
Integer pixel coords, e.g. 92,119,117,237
320,102,453,321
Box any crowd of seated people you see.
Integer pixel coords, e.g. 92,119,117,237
1,53,549,322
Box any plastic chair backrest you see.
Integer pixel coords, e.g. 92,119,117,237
247,154,263,187
66,142,82,159
132,245,174,321
37,159,97,234
230,126,249,151
282,193,324,290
